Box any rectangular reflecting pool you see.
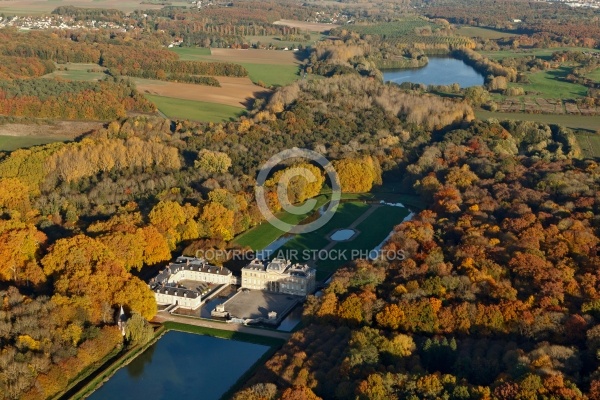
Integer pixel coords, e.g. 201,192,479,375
88,331,270,400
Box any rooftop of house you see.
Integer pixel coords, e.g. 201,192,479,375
242,258,315,277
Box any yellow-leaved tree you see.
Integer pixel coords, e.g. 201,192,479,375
333,156,382,193
266,163,325,205
42,235,157,322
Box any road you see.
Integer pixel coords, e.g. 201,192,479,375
153,312,292,340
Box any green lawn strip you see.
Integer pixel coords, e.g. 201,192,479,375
70,324,168,400
234,194,330,250
476,110,600,132
163,321,284,347
144,94,245,122
0,135,70,151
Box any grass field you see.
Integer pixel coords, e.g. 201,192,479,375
145,94,245,122
457,26,518,39
275,202,370,259
0,0,166,14
0,134,70,151
479,47,600,61
43,63,107,81
476,110,600,132
273,19,338,33
575,133,600,158
244,33,324,49
587,67,600,83
317,205,410,278
234,194,331,250
172,47,301,87
240,63,300,87
525,67,589,99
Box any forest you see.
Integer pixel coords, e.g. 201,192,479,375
0,0,598,398
235,118,600,399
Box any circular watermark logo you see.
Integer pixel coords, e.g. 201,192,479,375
255,148,341,234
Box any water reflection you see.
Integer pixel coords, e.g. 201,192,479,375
89,331,269,400
383,57,485,88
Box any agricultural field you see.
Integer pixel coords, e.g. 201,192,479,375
43,63,107,82
171,47,301,87
0,120,102,151
479,47,600,61
0,0,166,14
347,19,474,48
244,33,324,50
273,19,339,33
476,110,600,132
144,94,244,122
133,76,269,108
457,26,518,39
0,135,68,151
575,133,600,158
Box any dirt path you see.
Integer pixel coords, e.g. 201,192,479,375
153,312,292,341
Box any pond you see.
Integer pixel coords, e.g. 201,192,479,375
88,331,270,400
383,57,485,88
330,229,356,241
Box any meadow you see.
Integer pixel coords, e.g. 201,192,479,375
457,26,518,39
0,134,69,151
524,67,589,99
171,47,301,87
43,63,107,82
273,19,338,33
476,110,600,132
144,94,244,122
0,0,166,14
587,67,600,83
479,47,600,61
574,133,600,159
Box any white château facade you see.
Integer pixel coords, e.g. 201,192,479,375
241,258,316,296
151,256,234,308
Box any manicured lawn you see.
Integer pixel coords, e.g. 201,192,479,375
144,94,245,122
274,201,370,260
163,321,284,346
0,135,69,151
318,205,410,278
239,62,300,87
234,194,330,250
457,26,518,40
476,110,600,132
525,67,588,99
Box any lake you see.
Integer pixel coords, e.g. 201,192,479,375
88,331,269,400
383,57,484,88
